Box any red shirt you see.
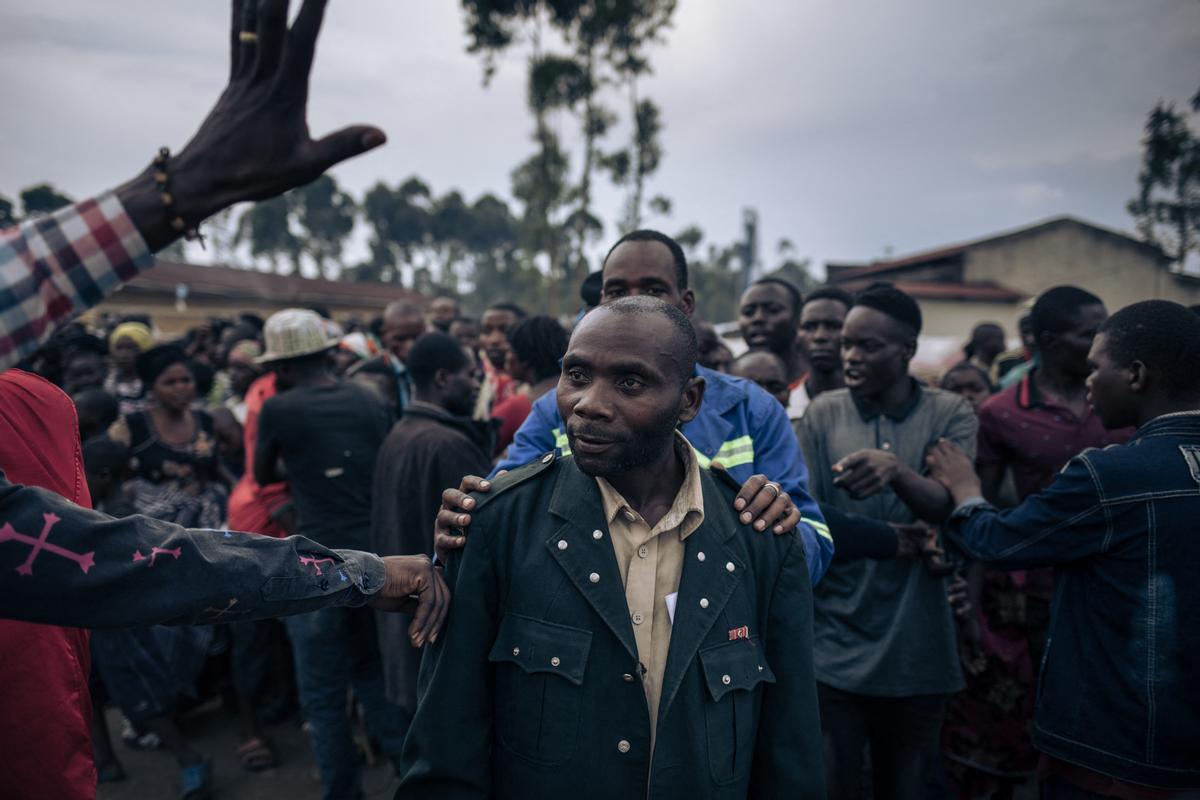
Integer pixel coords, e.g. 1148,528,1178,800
976,370,1132,600
978,370,1131,502
0,370,96,799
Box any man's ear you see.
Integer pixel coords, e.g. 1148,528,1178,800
679,289,696,317
678,375,706,425
432,367,450,393
1128,360,1149,395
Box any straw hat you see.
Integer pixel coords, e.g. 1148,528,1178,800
257,309,337,364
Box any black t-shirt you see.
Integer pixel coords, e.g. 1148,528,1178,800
256,381,391,551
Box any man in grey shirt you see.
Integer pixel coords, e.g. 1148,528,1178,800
797,283,976,800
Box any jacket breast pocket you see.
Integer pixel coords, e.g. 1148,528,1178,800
487,612,593,766
698,638,776,785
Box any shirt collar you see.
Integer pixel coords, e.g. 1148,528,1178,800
1018,369,1042,409
850,377,923,422
595,431,705,540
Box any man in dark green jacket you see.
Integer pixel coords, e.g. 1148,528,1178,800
398,297,824,799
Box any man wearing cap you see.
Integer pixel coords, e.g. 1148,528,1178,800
253,309,408,799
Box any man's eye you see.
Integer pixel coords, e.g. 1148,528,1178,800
566,368,588,382
647,287,667,296
604,288,626,298
617,377,644,390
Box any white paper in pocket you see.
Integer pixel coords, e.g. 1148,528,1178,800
665,592,678,624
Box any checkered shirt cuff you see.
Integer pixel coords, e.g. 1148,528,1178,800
1,192,153,370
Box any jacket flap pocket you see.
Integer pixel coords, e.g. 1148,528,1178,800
698,638,776,702
487,612,593,686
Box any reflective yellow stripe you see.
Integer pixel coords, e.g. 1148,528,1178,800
803,518,833,542
552,428,572,456
711,435,755,469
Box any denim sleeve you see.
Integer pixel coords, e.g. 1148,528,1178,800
748,389,832,584
492,390,560,477
0,474,384,628
944,456,1110,568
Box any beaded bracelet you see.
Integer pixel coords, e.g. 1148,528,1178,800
153,147,205,247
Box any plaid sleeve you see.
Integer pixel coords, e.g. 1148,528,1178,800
0,192,153,371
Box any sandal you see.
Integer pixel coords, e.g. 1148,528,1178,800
180,758,212,800
236,736,277,771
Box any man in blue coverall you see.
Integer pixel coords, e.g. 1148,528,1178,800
435,229,833,585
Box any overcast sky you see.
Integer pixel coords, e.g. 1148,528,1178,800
2,1,1197,278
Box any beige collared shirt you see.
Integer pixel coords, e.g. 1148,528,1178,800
595,432,705,748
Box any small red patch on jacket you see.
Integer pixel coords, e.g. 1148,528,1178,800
728,626,749,641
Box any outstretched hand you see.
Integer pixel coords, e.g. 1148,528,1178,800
367,555,450,647
118,0,386,250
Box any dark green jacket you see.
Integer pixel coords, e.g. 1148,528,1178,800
397,453,825,799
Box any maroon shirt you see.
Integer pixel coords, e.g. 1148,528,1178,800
976,370,1132,599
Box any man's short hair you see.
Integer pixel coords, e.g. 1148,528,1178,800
487,302,527,319
600,296,697,385
1031,286,1103,339
407,332,471,391
750,277,802,318
1099,300,1200,398
508,316,569,383
853,282,922,338
802,286,854,311
603,229,689,290
384,301,423,319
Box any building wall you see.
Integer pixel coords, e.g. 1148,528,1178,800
963,223,1200,312
913,298,1021,342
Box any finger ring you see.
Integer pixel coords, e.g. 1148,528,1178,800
763,482,781,498
239,31,259,43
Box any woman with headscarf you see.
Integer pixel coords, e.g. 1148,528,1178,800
93,344,227,796
104,320,154,415
106,344,227,526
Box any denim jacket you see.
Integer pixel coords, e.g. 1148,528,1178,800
946,411,1200,789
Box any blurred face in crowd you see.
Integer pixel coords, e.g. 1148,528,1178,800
382,309,425,364
111,336,141,378
1040,303,1107,381
63,352,106,395
738,283,797,354
429,297,459,332
942,366,992,413
441,360,482,417
228,361,260,397
971,324,1006,363
601,240,695,316
799,298,849,374
480,309,518,371
1085,333,1137,430
450,318,480,355
840,306,915,400
558,308,702,478
152,363,196,414
729,352,790,407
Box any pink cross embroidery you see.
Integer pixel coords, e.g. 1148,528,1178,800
0,513,95,576
299,555,336,575
132,546,183,567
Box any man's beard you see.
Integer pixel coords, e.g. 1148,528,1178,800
571,407,680,478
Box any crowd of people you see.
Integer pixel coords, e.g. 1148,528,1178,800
1,3,1197,800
